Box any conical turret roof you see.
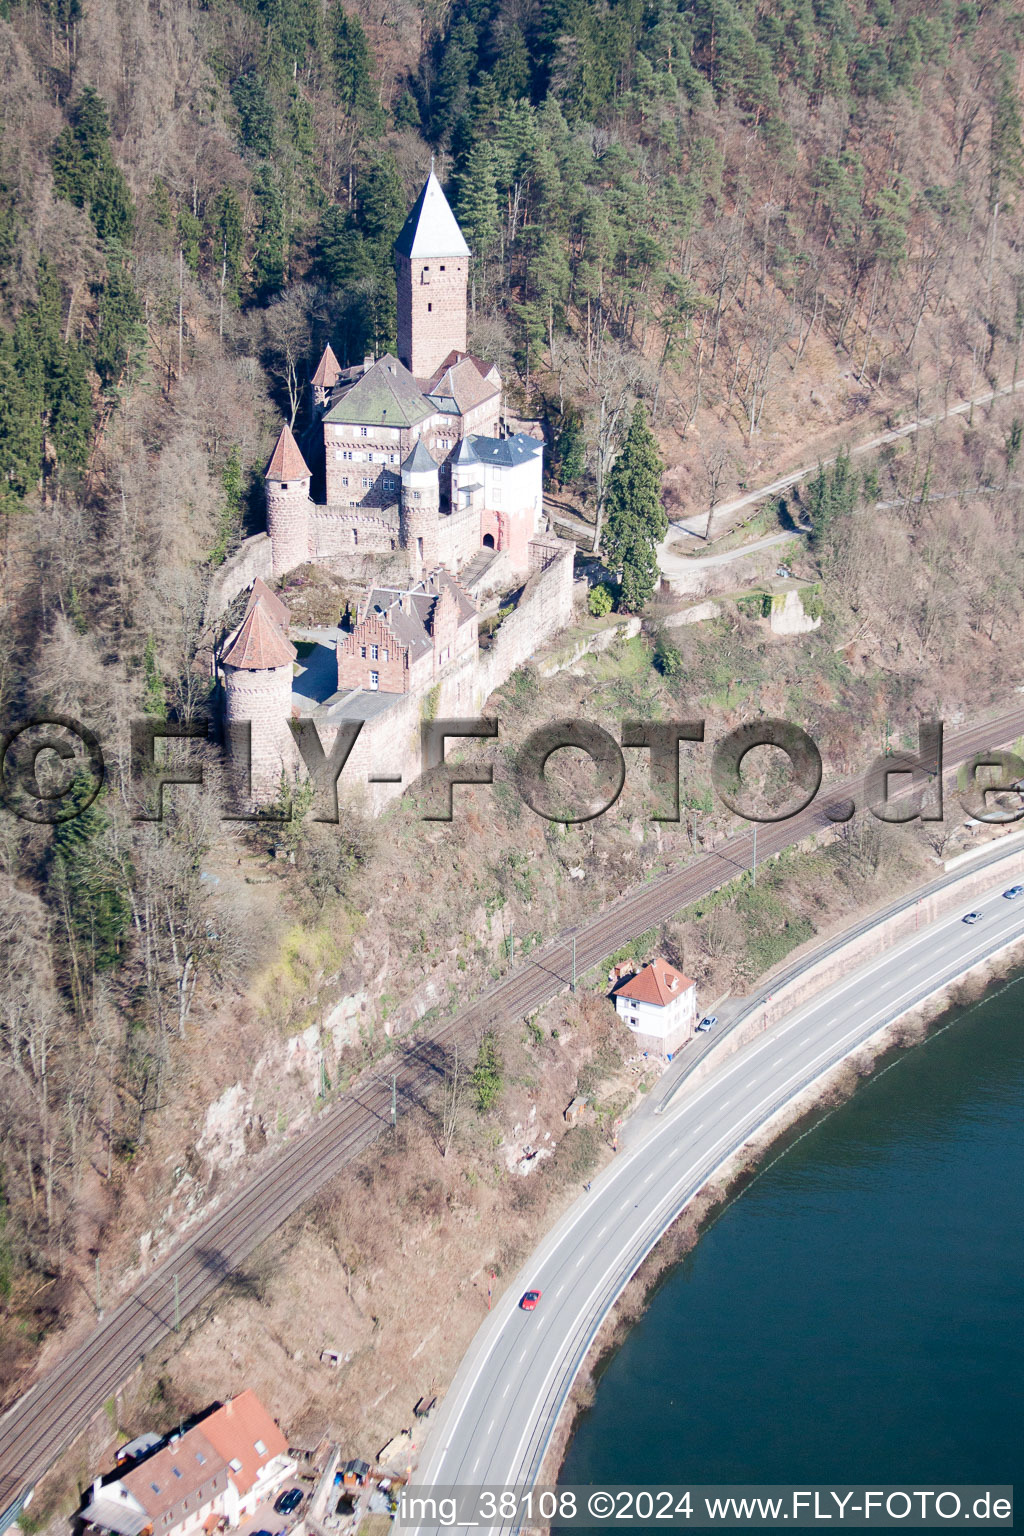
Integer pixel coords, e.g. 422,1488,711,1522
402,439,439,475
222,598,297,671
311,343,342,389
394,170,471,260
265,422,311,481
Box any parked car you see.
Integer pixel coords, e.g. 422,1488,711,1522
519,1289,542,1310
962,911,983,925
274,1489,303,1516
696,1015,718,1033
1003,886,1024,900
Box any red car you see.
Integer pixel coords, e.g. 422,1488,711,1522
519,1289,542,1310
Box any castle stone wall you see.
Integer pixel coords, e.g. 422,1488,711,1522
313,542,575,816
475,540,575,707
311,509,399,560
207,533,273,620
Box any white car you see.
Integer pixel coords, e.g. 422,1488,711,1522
696,1015,718,1033
962,911,983,925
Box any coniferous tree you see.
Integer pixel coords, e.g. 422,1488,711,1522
51,86,134,242
807,447,858,544
601,403,666,611
94,253,146,395
51,775,131,977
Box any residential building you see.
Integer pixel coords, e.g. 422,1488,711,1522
81,1392,294,1536
613,958,698,1060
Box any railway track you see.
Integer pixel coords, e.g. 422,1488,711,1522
1,705,1021,1510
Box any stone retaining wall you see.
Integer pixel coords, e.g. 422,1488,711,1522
680,842,1024,1095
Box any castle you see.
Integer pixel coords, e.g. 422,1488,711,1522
216,169,576,809
262,168,545,589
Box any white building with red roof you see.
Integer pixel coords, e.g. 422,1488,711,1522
81,1392,294,1536
613,958,697,1060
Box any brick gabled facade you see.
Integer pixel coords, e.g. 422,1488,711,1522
336,568,477,695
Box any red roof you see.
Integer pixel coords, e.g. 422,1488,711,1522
221,598,297,670
311,343,342,389
266,422,310,481
198,1390,289,1498
244,576,291,634
616,958,695,1008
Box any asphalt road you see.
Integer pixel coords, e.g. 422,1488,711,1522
1,708,1023,1517
411,871,1024,1534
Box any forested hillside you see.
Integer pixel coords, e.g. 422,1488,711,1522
2,0,1024,1405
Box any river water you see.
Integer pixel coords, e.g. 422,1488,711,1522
557,970,1024,1492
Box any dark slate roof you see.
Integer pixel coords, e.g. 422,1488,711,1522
466,432,543,467
361,569,476,660
393,171,471,259
323,354,433,429
402,440,439,474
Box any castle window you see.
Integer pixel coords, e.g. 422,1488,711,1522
413,490,421,500
281,483,288,491
369,671,379,690
342,476,349,486
362,478,371,488
440,264,445,272
382,649,389,662
353,529,358,546
427,303,432,312
370,645,379,660
360,646,367,658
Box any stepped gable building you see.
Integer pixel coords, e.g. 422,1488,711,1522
265,168,542,587
337,568,477,694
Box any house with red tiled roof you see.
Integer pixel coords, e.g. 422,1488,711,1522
612,958,697,1060
80,1392,294,1536
198,1389,294,1525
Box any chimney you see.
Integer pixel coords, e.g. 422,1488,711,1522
362,355,373,373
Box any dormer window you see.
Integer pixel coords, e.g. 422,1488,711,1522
229,1459,243,1474
254,1439,267,1456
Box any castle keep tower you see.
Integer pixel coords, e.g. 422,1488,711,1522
399,439,441,582
394,169,470,380
265,423,312,577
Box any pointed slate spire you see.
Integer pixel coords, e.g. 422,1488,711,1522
402,439,439,474
394,170,471,260
265,422,311,481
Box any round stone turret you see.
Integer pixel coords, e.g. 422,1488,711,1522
265,422,312,577
400,438,440,580
220,596,298,801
